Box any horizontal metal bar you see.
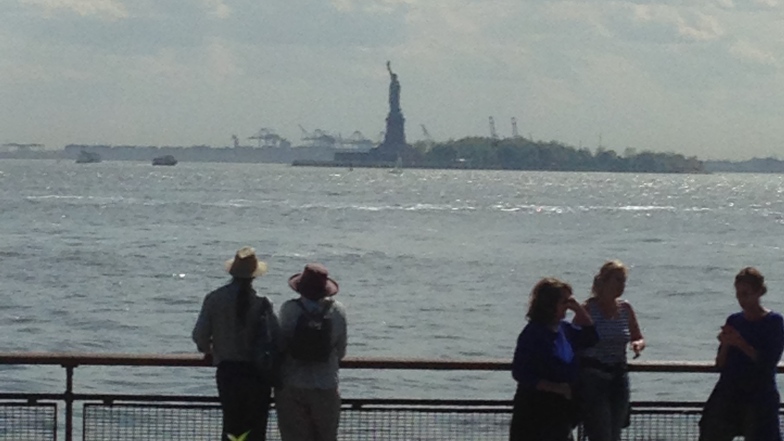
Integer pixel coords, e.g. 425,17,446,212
0,395,719,409
72,394,220,403
0,393,66,401
0,352,742,372
0,401,58,407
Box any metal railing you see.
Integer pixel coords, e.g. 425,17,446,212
0,353,777,440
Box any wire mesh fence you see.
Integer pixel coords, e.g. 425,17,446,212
83,402,513,441
82,402,783,441
576,408,703,441
83,404,222,441
0,402,57,441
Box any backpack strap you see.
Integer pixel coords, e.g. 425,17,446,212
295,298,331,318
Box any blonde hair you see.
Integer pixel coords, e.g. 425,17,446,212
591,260,628,297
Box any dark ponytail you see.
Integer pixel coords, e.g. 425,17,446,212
234,277,254,321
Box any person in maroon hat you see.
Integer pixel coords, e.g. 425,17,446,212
275,263,347,441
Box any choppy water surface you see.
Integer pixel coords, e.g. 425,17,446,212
2,160,784,401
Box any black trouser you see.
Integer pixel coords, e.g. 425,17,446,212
216,361,272,441
510,386,576,441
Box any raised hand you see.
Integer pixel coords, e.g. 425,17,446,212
718,325,744,347
564,296,581,312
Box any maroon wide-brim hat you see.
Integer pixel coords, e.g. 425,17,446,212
288,263,339,300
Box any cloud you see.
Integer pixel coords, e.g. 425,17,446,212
21,0,127,20
203,0,230,19
677,12,724,41
10,0,408,55
729,40,776,65
753,0,778,8
630,5,724,42
331,0,413,13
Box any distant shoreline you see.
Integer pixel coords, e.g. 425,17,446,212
3,147,784,174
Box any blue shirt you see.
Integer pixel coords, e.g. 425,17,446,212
718,311,784,399
512,320,598,389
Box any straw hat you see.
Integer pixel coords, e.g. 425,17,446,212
224,247,268,278
288,263,339,300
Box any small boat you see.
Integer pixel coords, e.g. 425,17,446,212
76,151,101,164
152,155,177,166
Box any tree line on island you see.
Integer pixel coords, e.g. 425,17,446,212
409,137,704,173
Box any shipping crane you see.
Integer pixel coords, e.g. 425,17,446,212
248,128,289,148
489,116,498,140
511,117,520,138
298,125,339,148
344,131,374,150
421,124,435,150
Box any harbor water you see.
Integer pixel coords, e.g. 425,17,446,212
2,159,784,402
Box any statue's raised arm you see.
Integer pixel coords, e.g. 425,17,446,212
387,61,393,77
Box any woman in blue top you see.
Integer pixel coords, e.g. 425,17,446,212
699,267,784,441
510,277,598,441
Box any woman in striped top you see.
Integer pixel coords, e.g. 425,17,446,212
576,260,645,441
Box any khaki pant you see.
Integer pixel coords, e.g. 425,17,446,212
275,386,341,441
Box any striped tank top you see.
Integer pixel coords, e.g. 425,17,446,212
580,300,630,365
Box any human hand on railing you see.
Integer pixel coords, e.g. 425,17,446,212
631,339,645,359
202,353,213,364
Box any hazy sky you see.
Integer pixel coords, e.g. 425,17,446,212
2,0,783,159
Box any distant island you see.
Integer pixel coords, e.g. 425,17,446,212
407,137,704,173
5,140,784,174
703,157,784,173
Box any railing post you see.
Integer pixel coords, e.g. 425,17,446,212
63,363,75,441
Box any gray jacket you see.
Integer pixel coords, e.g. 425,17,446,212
192,281,280,366
278,297,347,389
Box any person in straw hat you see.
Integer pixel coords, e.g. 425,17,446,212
192,246,279,441
275,263,347,441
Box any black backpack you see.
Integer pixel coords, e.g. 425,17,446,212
289,299,333,363
252,296,280,384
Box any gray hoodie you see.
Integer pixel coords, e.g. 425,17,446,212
278,296,347,389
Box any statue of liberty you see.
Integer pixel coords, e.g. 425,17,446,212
387,61,401,114
377,60,407,160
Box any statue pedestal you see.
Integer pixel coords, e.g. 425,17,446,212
376,111,406,161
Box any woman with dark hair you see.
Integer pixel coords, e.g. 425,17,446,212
193,247,279,441
577,260,645,441
510,277,598,441
699,267,784,441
